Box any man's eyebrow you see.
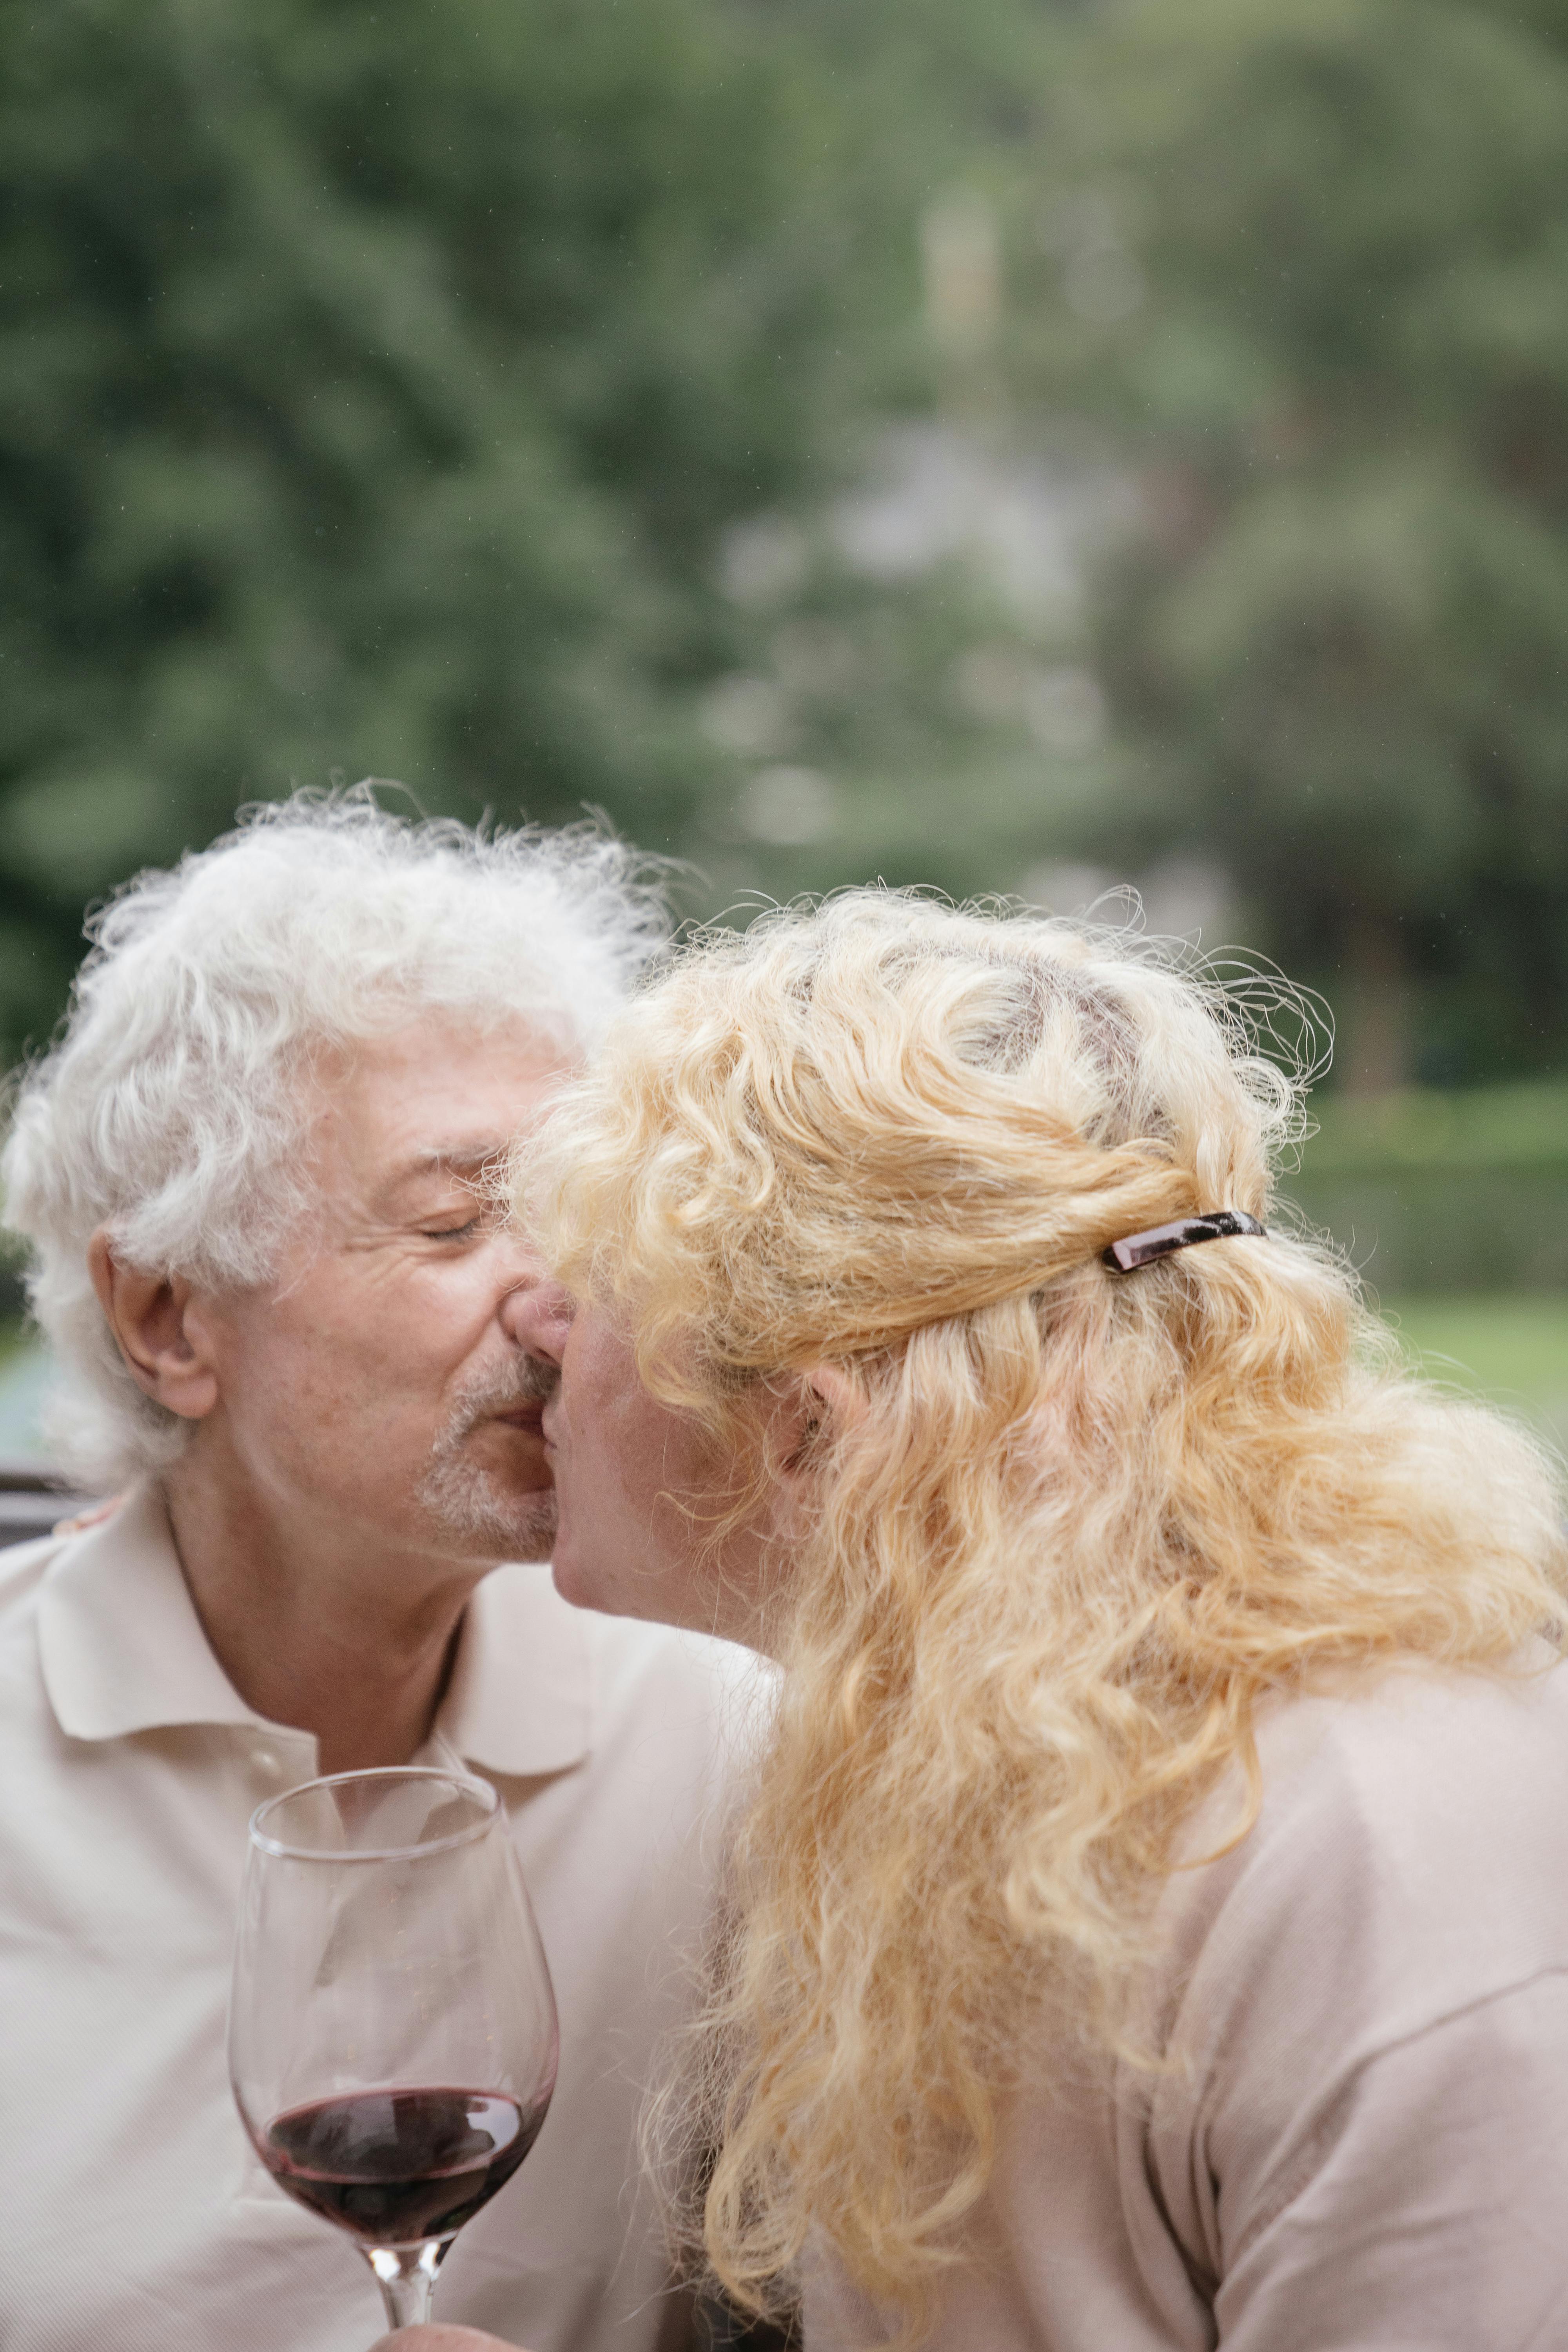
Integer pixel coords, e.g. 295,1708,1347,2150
383,1139,514,1192
407,1138,513,1172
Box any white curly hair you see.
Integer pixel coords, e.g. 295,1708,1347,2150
2,786,670,1487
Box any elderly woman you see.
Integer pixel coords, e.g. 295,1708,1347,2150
401,893,1568,2352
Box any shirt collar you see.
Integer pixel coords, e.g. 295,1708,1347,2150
38,1481,592,1778
434,1557,590,1779
39,1482,281,1742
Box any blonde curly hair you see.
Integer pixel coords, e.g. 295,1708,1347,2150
526,890,1568,2341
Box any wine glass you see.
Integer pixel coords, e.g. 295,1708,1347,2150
229,1766,559,2336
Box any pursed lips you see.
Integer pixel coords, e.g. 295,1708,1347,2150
489,1402,546,1434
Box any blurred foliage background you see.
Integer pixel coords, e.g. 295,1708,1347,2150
0,0,1564,1448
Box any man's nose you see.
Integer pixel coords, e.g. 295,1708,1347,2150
499,1270,574,1367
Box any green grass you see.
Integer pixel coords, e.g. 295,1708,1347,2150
1305,1081,1568,1174
1285,1078,1568,1295
1379,1294,1568,1457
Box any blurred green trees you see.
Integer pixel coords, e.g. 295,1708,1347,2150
0,0,1040,1055
6,0,1568,1091
1018,0,1568,1085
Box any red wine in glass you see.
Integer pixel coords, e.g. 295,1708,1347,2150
230,1768,558,2338
261,2085,552,2243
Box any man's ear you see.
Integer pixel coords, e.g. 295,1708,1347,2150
87,1229,221,1422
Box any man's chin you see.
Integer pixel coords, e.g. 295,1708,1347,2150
489,1495,559,1566
419,1462,559,1564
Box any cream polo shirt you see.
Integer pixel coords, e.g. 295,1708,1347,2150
806,1653,1568,2351
0,1482,758,2352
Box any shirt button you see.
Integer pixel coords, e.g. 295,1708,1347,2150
252,1746,281,1775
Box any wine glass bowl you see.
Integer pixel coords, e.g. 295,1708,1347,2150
230,1768,558,2334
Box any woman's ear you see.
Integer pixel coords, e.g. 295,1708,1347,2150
801,1361,865,1438
762,1361,863,1548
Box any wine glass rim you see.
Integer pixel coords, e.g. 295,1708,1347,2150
248,1764,502,1862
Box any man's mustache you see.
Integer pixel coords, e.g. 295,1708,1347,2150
442,1352,560,1444
507,1353,561,1408
477,1354,560,1413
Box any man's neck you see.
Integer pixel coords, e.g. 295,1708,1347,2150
161,1440,493,1776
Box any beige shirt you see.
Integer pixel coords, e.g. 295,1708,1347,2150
0,1483,757,2352
807,1653,1568,2350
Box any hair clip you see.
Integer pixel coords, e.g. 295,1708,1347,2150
1102,1209,1266,1273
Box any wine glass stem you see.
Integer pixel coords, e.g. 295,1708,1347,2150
366,2240,443,2330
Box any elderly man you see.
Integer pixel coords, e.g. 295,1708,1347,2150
0,792,753,2352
